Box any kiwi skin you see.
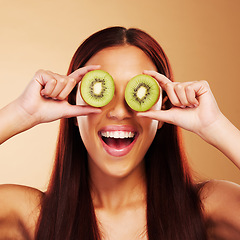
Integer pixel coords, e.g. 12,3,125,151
125,74,160,112
80,70,115,107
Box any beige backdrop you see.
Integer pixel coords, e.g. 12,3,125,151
0,0,239,191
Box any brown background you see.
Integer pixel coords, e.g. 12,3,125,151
0,0,239,191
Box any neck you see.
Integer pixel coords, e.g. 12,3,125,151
89,160,146,211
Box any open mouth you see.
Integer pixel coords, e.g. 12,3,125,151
98,128,138,157
100,131,136,149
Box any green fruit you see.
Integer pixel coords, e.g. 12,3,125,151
80,70,115,107
125,74,160,112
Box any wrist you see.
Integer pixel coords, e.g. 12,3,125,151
197,113,240,168
197,113,228,145
0,100,37,144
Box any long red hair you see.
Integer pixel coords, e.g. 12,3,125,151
35,26,207,239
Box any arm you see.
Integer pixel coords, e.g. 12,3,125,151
202,180,240,240
0,65,101,144
137,71,240,238
137,70,240,169
0,65,102,237
199,114,240,169
0,101,33,144
0,184,43,239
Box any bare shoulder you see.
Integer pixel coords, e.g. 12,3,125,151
0,184,43,239
201,179,240,240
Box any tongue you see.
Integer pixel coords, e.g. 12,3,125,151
103,138,132,149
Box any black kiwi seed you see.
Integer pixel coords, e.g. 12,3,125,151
125,74,160,111
80,70,115,107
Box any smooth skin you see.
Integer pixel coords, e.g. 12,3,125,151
0,45,240,239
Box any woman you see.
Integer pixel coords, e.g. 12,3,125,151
0,26,239,240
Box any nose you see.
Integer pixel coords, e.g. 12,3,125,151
106,91,133,121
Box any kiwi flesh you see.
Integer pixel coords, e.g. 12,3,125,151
125,74,160,112
80,70,115,107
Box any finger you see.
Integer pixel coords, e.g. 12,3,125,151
143,70,183,107
34,70,64,96
137,109,174,124
185,84,199,106
68,65,101,83
191,80,209,97
174,83,191,107
164,82,182,107
143,70,172,89
57,77,77,100
41,79,57,96
34,69,56,89
61,103,102,118
48,77,68,98
55,65,101,99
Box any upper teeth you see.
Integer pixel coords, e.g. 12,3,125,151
101,131,135,139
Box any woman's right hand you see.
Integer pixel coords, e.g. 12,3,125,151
16,65,101,126
0,65,101,144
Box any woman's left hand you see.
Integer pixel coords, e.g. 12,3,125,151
137,70,223,138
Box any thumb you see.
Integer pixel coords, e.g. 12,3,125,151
60,103,102,118
137,109,174,125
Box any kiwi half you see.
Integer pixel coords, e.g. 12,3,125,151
125,74,160,112
80,70,115,107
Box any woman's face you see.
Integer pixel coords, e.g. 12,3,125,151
76,45,162,178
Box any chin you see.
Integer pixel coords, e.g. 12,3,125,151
98,156,145,180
